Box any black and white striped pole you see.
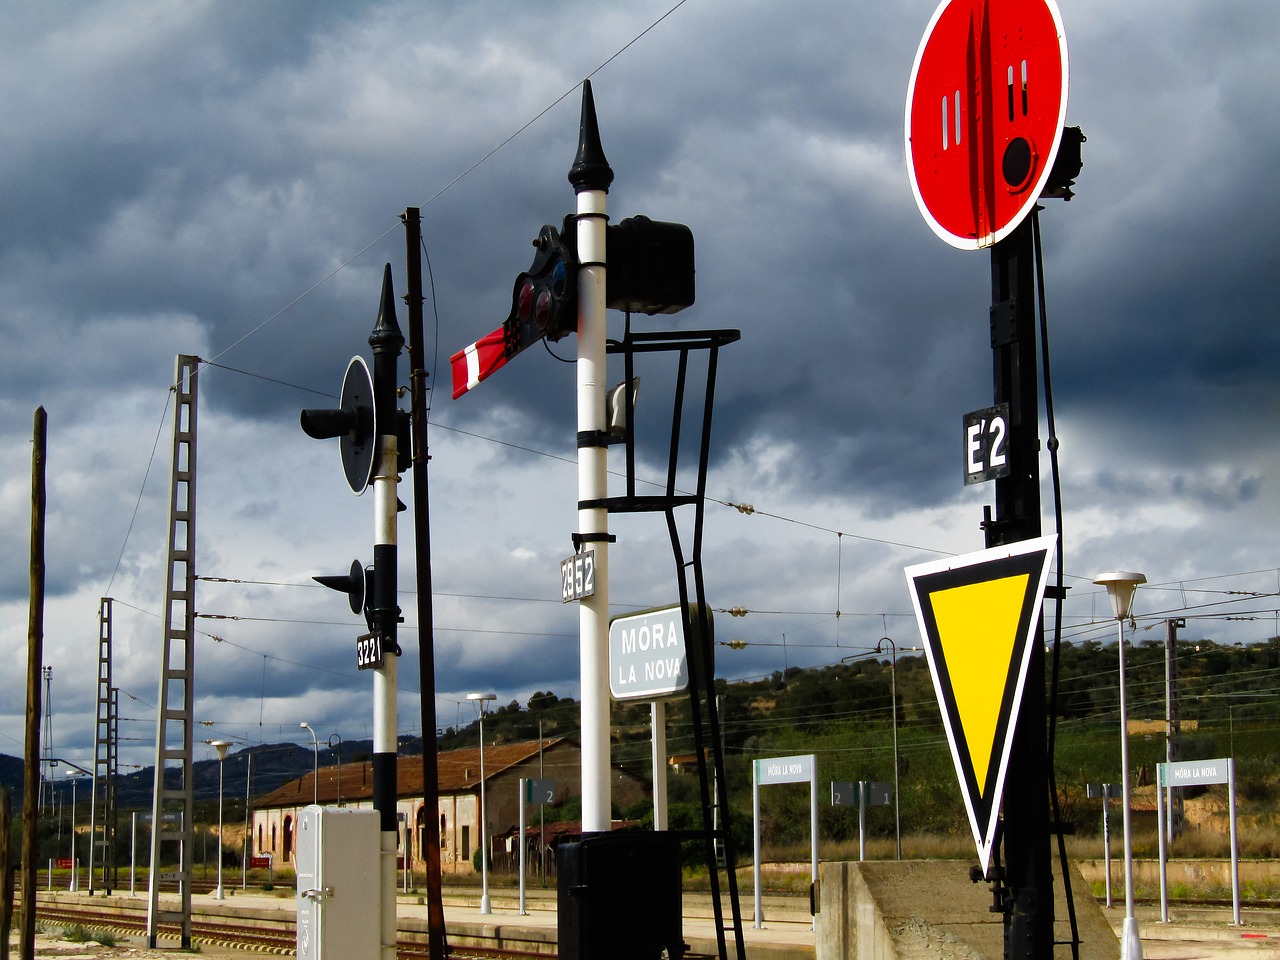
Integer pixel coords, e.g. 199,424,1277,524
302,263,405,960
368,265,404,960
568,80,614,833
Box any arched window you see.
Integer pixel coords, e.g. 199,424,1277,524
271,823,277,852
257,824,264,854
283,815,293,864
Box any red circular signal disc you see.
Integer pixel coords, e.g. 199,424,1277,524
906,0,1069,250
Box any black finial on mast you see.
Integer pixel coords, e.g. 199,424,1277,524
568,79,614,194
369,262,404,354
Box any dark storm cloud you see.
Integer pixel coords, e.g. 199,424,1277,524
2,0,1277,767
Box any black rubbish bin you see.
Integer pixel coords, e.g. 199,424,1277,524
557,831,683,960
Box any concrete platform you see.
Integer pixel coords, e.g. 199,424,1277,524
43,884,816,960
1103,904,1280,960
43,875,1280,960
427,891,815,960
816,860,1118,960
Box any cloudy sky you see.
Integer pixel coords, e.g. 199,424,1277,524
2,0,1277,776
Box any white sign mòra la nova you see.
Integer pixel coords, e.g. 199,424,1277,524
608,605,689,701
755,754,814,785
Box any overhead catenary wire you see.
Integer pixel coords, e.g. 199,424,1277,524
103,367,1280,644
199,360,337,399
104,387,173,596
176,569,1275,679
103,348,1280,664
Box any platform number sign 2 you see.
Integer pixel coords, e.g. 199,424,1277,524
524,779,556,805
964,404,1010,485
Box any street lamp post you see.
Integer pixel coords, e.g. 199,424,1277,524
207,740,232,900
1094,570,1147,960
467,693,497,914
300,723,319,806
876,637,902,860
242,749,252,891
68,772,82,892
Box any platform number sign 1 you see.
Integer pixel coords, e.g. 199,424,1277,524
964,404,1010,485
561,549,595,603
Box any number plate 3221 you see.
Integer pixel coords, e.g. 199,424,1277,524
356,633,383,670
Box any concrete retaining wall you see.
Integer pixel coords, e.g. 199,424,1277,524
816,860,1118,960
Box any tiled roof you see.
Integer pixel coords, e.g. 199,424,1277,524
253,737,567,810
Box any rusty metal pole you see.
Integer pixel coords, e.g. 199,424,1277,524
401,206,449,960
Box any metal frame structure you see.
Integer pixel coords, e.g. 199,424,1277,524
589,323,745,960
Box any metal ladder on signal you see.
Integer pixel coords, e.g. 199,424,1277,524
145,355,200,949
596,324,747,960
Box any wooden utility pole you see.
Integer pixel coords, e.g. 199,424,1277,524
22,407,47,960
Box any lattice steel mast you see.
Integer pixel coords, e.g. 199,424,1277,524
146,355,199,949
89,596,118,893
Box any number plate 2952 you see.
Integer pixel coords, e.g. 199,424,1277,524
561,549,595,603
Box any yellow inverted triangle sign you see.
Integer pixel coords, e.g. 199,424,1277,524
905,534,1057,876
930,574,1030,790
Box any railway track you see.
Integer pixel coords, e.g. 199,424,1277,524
35,902,297,954
34,897,706,960
49,884,1273,960
33,895,558,958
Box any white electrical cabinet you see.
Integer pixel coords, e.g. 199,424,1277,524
295,805,380,960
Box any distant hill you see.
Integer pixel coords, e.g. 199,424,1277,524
0,737,412,813
3,635,1276,840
